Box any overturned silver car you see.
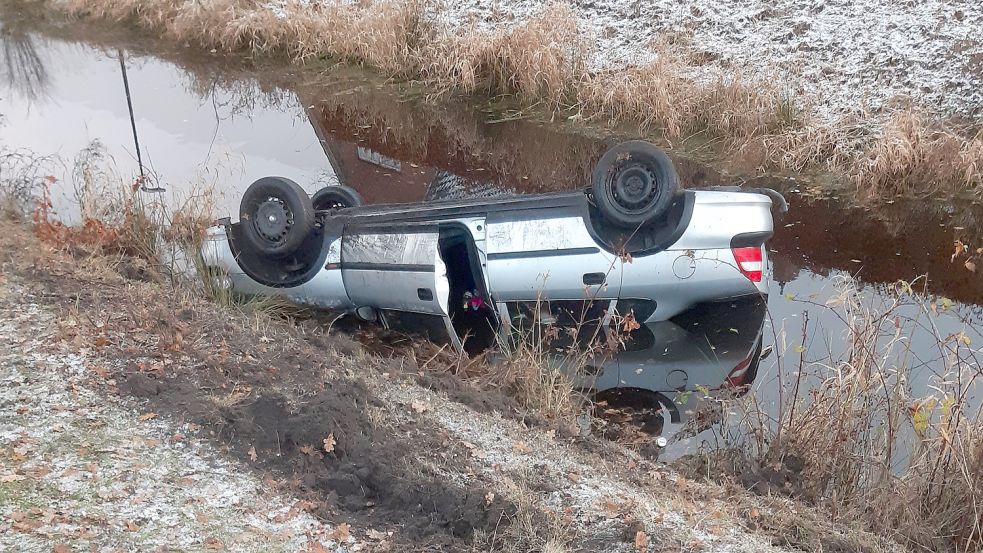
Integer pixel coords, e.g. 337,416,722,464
202,141,784,355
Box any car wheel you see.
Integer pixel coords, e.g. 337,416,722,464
312,185,363,210
239,176,314,257
591,141,679,229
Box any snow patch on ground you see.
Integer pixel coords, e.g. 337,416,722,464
438,0,983,121
265,0,982,122
0,285,349,553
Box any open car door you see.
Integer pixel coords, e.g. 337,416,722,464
340,224,461,350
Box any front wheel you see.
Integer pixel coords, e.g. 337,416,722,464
591,141,679,229
239,176,314,258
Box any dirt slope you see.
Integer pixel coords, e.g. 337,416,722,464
0,219,899,552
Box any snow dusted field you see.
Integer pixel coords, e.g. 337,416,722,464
437,0,982,121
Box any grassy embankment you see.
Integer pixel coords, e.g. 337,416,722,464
33,0,983,199
3,131,982,551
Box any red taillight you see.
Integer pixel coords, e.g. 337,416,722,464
732,246,763,282
726,356,753,387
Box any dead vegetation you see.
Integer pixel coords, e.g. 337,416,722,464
35,0,983,197
854,111,983,198
707,276,983,552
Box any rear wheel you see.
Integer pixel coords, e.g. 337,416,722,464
591,141,679,229
239,176,313,257
312,185,363,211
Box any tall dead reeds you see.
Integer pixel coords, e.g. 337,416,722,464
854,111,983,198
727,277,983,551
419,3,591,105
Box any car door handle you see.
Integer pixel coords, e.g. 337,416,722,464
583,272,606,285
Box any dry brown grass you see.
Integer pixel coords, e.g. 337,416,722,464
420,3,590,105
56,0,181,29
578,55,694,138
724,277,983,551
746,115,866,172
45,0,983,195
854,111,983,198
473,476,576,553
486,343,585,422
579,61,789,142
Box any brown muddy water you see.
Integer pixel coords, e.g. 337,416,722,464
3,18,983,460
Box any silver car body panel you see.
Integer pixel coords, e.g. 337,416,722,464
485,207,621,302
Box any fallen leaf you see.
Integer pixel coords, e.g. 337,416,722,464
366,529,388,541
248,446,257,462
328,522,351,542
305,542,330,553
137,413,158,422
567,472,580,483
126,520,139,532
952,240,966,262
512,441,531,454
323,433,336,454
53,544,71,553
484,492,496,505
634,530,649,552
410,400,429,413
204,537,224,550
602,499,622,518
966,260,977,273
300,444,316,455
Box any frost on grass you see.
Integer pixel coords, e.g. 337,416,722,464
258,0,983,120
0,286,347,552
434,0,983,121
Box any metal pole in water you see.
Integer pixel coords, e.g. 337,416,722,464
117,49,157,191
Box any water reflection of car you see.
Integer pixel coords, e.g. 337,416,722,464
201,141,785,356
593,297,768,451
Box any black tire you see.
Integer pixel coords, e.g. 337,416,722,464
312,185,363,210
591,141,679,229
239,176,314,257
